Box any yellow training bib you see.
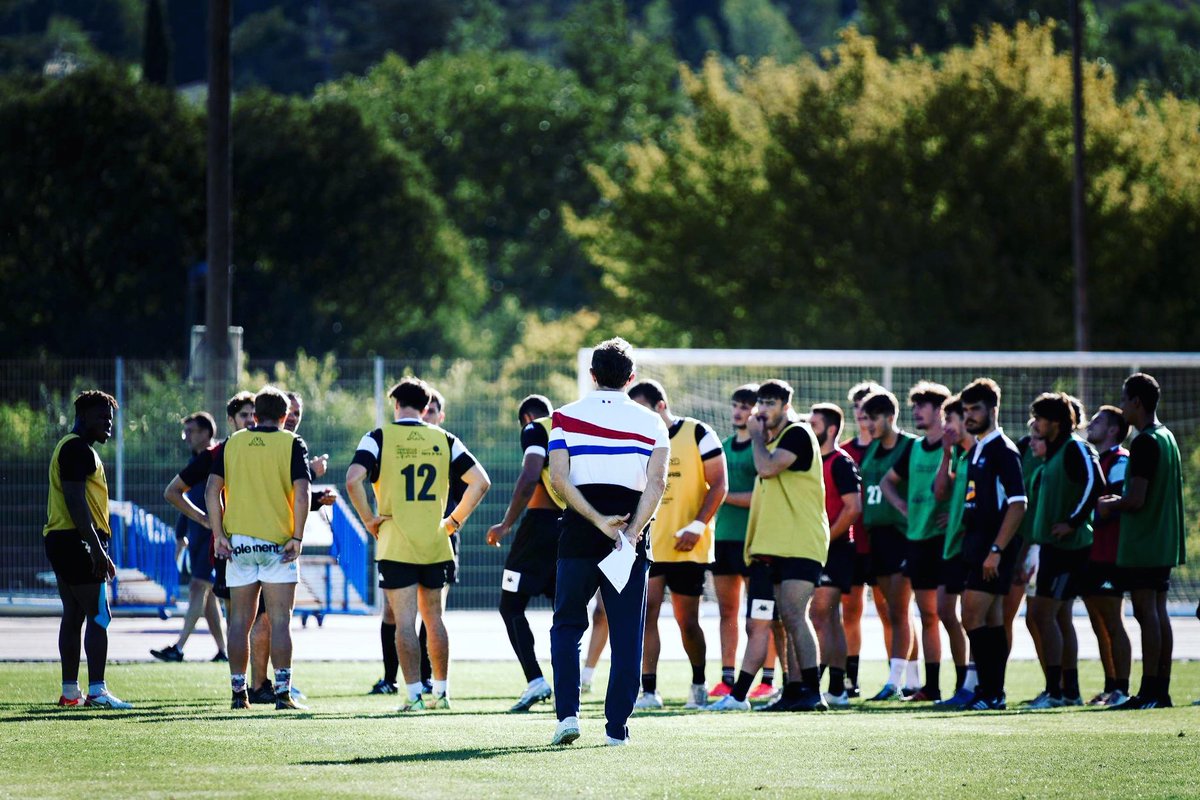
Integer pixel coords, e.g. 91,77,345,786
374,422,455,565
649,419,715,564
222,427,300,545
744,422,829,565
44,434,111,537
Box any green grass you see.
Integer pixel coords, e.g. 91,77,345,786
1,661,1198,799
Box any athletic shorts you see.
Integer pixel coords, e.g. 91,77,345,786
1081,560,1123,598
963,542,1021,596
1035,545,1091,601
853,551,875,587
1116,565,1172,593
818,538,855,594
44,530,110,587
502,509,559,598
648,561,708,597
378,559,453,591
940,554,967,595
225,535,299,588
904,535,946,591
711,540,749,577
868,526,907,578
187,529,216,584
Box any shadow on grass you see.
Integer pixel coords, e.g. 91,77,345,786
296,743,608,765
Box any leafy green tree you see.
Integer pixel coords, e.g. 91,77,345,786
860,0,1069,56
1095,0,1200,99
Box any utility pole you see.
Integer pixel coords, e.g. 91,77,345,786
205,0,233,419
1070,0,1090,403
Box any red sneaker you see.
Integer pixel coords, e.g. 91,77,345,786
57,695,84,707
709,682,733,697
749,683,775,699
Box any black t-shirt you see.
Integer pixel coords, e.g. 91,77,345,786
827,451,861,496
1128,431,1160,482
730,437,751,453
775,425,814,472
211,427,311,483
892,436,941,481
962,430,1027,562
520,421,550,454
178,445,217,488
58,436,97,481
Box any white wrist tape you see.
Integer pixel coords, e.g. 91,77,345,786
675,520,706,537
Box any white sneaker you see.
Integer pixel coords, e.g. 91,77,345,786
684,683,707,709
633,691,663,710
823,691,850,709
704,694,750,712
605,736,628,746
84,690,133,709
552,716,580,746
510,679,552,712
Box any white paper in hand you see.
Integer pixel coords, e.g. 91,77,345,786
598,533,637,593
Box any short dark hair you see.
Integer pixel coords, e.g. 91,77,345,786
1065,395,1085,429
942,394,964,419
961,378,1001,409
518,393,552,420
757,379,793,405
285,391,303,407
848,381,884,404
254,386,289,422
629,379,667,408
731,384,759,405
1098,404,1130,442
590,337,635,389
390,377,433,411
1030,392,1076,431
861,389,898,418
1123,372,1160,413
908,381,951,408
74,390,117,417
810,402,844,435
226,391,254,420
182,411,216,437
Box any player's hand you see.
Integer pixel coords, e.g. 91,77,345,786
486,523,508,547
282,538,302,563
982,552,1001,581
674,530,701,552
315,489,336,507
364,515,390,539
214,533,233,559
746,414,765,439
1097,495,1119,518
942,435,956,456
1051,522,1073,539
92,550,116,581
597,513,631,542
309,454,329,478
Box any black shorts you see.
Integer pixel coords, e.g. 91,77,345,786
904,535,946,591
868,526,907,578
1117,565,1171,593
378,560,453,590
853,551,875,587
44,530,109,587
1035,545,1091,601
712,540,749,577
648,561,708,597
1081,560,1123,598
186,529,216,584
964,541,1021,595
940,554,967,595
746,555,822,620
818,539,854,594
502,509,559,597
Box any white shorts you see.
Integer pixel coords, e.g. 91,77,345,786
225,535,299,588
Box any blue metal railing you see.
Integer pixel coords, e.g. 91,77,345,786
108,502,179,610
329,499,371,606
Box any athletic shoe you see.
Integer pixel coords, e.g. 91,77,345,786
1111,694,1161,710
1025,693,1065,710
510,679,552,712
901,688,941,703
398,696,427,712
85,690,133,709
790,688,828,712
1161,695,1174,708
249,681,276,705
428,693,451,710
868,683,900,701
370,679,399,695
709,682,733,697
684,683,708,710
1061,695,1084,707
846,684,861,699
231,690,250,709
421,679,433,695
756,694,798,712
150,644,184,662
275,691,308,711
934,687,975,710
1086,691,1112,706
552,716,580,745
823,691,850,709
1192,698,1200,706
964,694,1006,711
605,736,628,746
1023,691,1050,707
704,695,750,712
210,651,228,663
900,687,919,700
748,683,775,699
57,695,84,707
1104,689,1130,708
633,691,663,710
290,686,307,701
580,681,593,695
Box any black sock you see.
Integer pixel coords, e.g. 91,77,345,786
761,667,775,687
1063,668,1080,699
418,621,431,684
966,627,991,697
732,670,755,702
783,681,804,701
691,663,705,685
800,667,820,692
924,662,940,696
642,673,657,694
722,666,735,687
1115,677,1129,694
846,655,860,687
818,663,827,682
829,667,846,696
381,622,398,684
1136,674,1148,698
1103,675,1115,694
1046,665,1063,698
1159,673,1171,701
989,626,1009,696
955,664,967,692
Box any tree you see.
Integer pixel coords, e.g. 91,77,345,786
859,0,1069,56
142,0,171,86
1095,0,1200,99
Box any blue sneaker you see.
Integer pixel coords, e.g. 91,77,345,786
868,683,900,701
934,687,975,710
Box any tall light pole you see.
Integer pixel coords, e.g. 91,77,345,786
1070,0,1090,403
205,0,232,418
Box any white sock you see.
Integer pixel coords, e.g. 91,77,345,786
964,663,979,692
406,682,424,701
906,660,920,689
88,681,106,696
887,658,906,687
581,666,595,684
432,679,448,697
62,681,81,699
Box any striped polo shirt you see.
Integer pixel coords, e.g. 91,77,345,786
549,389,670,559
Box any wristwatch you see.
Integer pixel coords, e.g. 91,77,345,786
989,544,1002,554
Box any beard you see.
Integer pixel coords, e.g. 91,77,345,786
814,428,829,445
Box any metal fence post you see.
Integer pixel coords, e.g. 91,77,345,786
374,356,384,428
114,356,125,502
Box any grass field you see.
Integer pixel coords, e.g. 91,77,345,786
1,660,1198,799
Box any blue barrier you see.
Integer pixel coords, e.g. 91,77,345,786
108,502,179,611
329,500,371,606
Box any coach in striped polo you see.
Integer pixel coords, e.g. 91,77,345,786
547,338,670,747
